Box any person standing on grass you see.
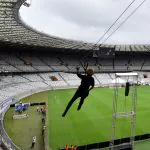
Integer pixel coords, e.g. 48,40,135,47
64,144,69,150
31,136,36,148
70,145,74,150
62,67,95,117
73,145,77,150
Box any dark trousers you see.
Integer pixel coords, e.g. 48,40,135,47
31,142,35,148
62,89,89,116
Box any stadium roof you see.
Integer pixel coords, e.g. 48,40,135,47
0,0,150,51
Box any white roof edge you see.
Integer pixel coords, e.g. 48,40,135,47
116,72,138,76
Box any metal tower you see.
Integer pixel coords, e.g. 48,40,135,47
110,72,138,150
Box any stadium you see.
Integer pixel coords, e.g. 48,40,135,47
1,0,150,150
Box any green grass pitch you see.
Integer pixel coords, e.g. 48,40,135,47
4,86,150,150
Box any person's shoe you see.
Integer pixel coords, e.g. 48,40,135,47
62,113,65,117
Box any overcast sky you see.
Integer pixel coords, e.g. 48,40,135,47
19,0,149,45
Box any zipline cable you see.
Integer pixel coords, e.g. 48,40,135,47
76,0,137,51
101,0,147,45
93,0,137,49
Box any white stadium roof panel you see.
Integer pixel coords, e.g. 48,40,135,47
0,0,18,2
0,0,150,51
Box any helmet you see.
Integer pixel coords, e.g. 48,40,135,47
86,68,94,76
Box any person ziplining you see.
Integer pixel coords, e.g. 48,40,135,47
62,67,95,117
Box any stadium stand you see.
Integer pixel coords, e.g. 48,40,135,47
16,65,36,72
1,72,149,99
22,74,43,82
1,51,150,73
33,65,53,71
95,73,113,85
0,65,19,72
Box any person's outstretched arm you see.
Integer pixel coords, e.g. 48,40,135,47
76,67,84,79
